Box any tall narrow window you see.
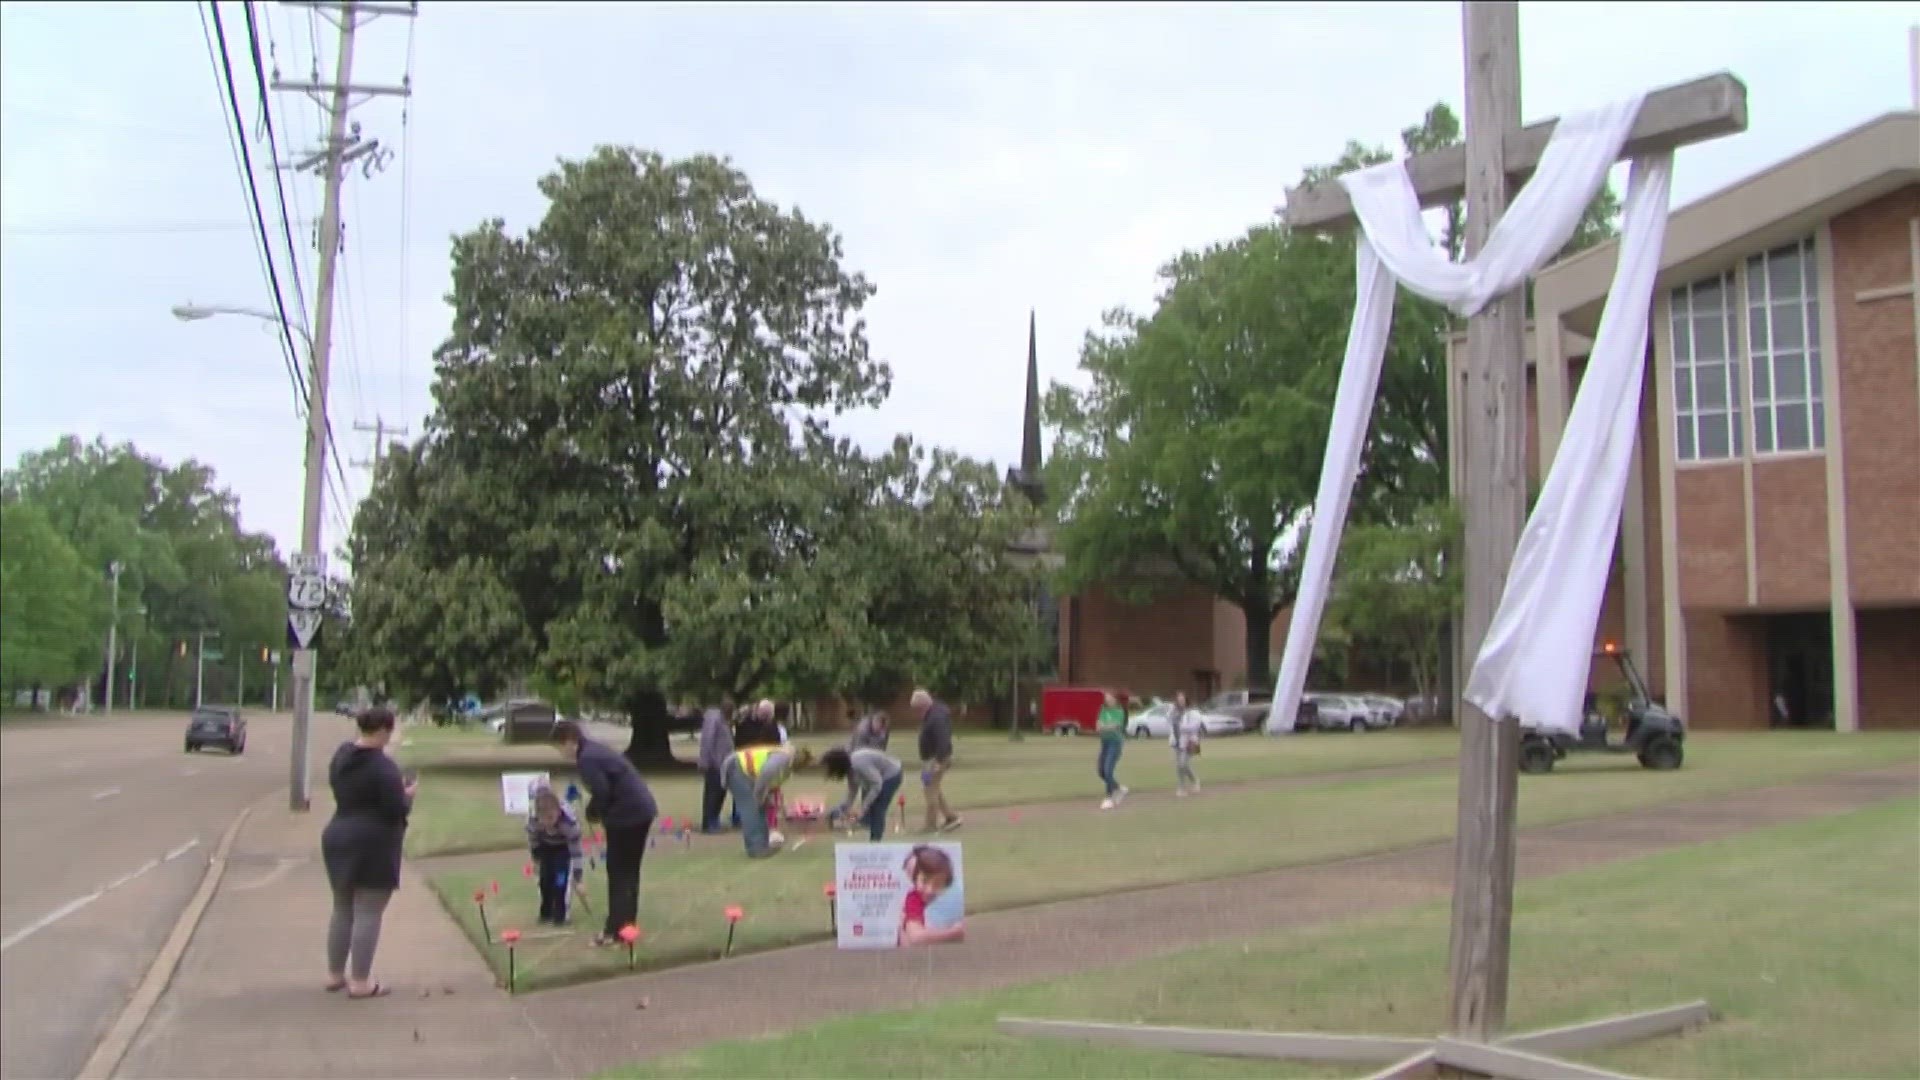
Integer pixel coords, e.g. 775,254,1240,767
1746,236,1824,454
1667,270,1742,462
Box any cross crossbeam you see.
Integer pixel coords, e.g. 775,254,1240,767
1280,71,1748,229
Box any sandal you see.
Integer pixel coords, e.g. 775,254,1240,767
324,979,346,992
347,982,391,999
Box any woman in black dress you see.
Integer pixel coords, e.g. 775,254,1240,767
320,706,415,998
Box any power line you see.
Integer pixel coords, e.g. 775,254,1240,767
397,12,416,429
198,1,309,410
205,1,355,528
241,0,314,335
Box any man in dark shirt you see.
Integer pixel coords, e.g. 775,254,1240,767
551,721,657,945
912,689,961,834
697,701,735,834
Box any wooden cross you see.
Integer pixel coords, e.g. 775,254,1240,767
1280,1,1747,1049
998,5,1748,1079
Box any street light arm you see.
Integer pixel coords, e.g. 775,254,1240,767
171,302,315,352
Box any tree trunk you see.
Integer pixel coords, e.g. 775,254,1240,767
622,688,690,771
1242,602,1275,688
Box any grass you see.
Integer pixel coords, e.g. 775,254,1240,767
427,732,1916,990
397,726,1462,857
601,794,1920,1080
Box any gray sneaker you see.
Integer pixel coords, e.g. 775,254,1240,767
938,816,964,833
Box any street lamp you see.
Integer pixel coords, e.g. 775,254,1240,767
172,299,326,812
127,605,147,711
103,561,123,714
1005,529,1051,743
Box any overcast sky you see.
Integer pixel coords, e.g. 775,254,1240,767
2,1,1912,562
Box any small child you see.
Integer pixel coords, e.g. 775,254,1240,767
525,780,583,925
898,845,964,946
1170,691,1203,796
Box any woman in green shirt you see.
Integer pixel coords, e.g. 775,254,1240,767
1095,692,1129,810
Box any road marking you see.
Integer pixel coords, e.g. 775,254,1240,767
0,836,206,953
91,787,122,800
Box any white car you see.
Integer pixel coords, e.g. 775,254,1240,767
1127,702,1245,739
1355,694,1405,727
1302,693,1387,732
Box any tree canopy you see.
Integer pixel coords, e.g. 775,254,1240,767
342,147,1044,760
0,436,309,709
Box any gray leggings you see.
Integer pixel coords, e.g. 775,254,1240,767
327,887,394,982
1174,748,1197,787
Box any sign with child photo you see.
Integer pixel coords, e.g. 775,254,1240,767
832,842,965,950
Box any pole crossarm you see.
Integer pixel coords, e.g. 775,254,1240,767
1279,71,1748,229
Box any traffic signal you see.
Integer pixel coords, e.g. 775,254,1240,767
177,640,187,657
260,647,270,662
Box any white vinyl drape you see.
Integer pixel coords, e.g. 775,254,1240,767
1270,92,1676,736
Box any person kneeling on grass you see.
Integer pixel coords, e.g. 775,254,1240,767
722,738,813,858
525,779,584,925
821,745,904,841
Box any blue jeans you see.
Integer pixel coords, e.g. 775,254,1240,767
1096,733,1123,797
724,761,773,856
864,772,904,841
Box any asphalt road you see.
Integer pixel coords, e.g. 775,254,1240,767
0,709,325,1080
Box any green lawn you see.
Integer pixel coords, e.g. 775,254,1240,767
428,733,1916,991
605,795,1920,1080
399,727,1461,857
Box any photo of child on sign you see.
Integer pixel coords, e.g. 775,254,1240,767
832,841,964,950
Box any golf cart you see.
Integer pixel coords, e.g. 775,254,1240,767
1518,642,1685,774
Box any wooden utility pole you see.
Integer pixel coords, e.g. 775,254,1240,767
274,0,414,811
351,416,410,475
1446,1,1525,1041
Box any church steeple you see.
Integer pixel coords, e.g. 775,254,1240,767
1008,310,1046,507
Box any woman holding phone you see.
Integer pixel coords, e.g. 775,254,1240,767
320,706,415,998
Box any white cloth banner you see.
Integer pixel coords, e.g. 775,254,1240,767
1270,92,1674,736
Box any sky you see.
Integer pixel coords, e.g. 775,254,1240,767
2,1,1913,565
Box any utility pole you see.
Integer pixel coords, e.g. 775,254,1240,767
103,561,123,715
274,0,414,811
351,416,409,476
194,630,222,710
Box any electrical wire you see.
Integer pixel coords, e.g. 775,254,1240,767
397,11,416,429
241,0,314,335
206,1,356,542
199,1,309,410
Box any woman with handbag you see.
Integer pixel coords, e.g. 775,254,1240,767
1170,692,1203,797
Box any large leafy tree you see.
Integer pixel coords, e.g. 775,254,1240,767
1045,224,1424,687
0,501,109,695
1,436,288,708
349,148,889,762
1322,500,1462,702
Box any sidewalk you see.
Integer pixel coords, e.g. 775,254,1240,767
114,764,1916,1079
114,793,565,1079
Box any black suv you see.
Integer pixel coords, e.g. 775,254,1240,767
185,707,248,754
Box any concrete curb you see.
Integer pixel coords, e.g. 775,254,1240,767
76,803,256,1080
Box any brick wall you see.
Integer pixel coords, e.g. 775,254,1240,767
1856,606,1920,730
1831,186,1920,605
1674,467,1747,608
1059,581,1220,699
1751,456,1830,607
1682,611,1769,729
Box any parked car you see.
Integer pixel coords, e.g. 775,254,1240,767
1040,686,1132,736
1402,693,1454,726
1300,693,1383,732
1201,688,1276,731
1355,694,1405,727
1126,702,1245,739
184,707,247,754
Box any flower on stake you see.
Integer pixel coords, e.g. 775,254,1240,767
823,882,837,931
500,928,521,992
472,888,492,944
618,923,641,969
723,904,744,957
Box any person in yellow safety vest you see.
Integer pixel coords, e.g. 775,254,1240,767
723,711,813,858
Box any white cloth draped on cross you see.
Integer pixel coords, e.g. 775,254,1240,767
1271,92,1676,736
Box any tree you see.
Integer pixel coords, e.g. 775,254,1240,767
2,436,288,708
1047,224,1400,687
0,501,109,700
348,148,888,763
1323,501,1462,704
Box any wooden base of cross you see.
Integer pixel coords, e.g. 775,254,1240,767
997,999,1710,1079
